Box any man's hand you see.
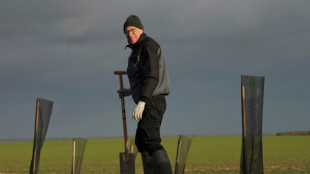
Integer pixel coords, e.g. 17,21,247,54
117,88,131,99
132,101,146,120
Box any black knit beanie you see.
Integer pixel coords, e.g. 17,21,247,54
123,15,144,32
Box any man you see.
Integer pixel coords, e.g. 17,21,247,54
118,15,172,174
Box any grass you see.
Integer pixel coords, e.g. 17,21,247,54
0,136,309,174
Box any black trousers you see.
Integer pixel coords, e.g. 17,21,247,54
135,95,166,155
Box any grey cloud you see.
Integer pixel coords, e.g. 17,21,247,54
142,0,310,43
2,0,310,43
0,0,309,139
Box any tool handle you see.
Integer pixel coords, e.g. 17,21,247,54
114,71,126,90
114,71,127,75
114,71,129,155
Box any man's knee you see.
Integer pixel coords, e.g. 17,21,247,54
135,132,163,155
146,144,164,155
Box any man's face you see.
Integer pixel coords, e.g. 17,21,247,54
124,26,143,44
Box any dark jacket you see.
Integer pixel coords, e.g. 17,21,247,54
126,33,170,104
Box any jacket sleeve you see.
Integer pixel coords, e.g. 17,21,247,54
139,44,159,103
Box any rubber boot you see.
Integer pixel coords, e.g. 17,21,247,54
152,150,172,174
141,151,153,174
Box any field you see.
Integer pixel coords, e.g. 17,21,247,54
0,136,309,174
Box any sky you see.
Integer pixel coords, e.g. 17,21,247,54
1,0,309,140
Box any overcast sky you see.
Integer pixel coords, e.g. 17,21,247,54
1,0,309,140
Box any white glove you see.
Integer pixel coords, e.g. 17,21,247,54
132,101,146,120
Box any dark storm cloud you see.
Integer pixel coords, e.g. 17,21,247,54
1,0,309,139
2,0,309,44
0,0,123,43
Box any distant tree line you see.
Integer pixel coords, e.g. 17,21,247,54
276,131,310,136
